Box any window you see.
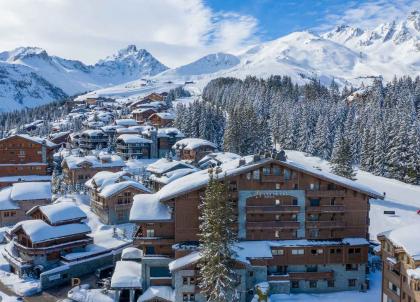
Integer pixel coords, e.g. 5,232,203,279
388,281,400,296
348,248,354,254
292,249,304,255
291,281,299,288
252,169,260,180
355,248,361,254
311,249,323,255
275,183,280,190
19,150,25,155
348,279,356,287
183,277,195,285
310,183,320,190
330,198,336,205
284,169,291,180
275,230,280,238
263,167,270,175
346,264,358,271
309,214,319,221
309,280,317,288
309,229,319,238
146,229,155,237
246,173,252,180
275,214,280,221
328,280,335,288
310,199,320,206
292,198,298,205
275,199,280,205
145,246,155,254
273,166,281,176
150,266,171,277
291,214,297,221
306,265,318,272
272,249,284,256
183,293,195,301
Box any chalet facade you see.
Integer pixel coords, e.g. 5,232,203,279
172,138,217,163
79,129,109,150
129,152,383,300
378,224,420,302
0,182,52,227
86,171,151,224
61,154,125,187
132,108,157,124
116,134,153,160
142,128,184,158
148,113,175,128
2,202,90,277
0,134,57,177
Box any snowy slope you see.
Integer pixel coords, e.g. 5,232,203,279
156,52,240,81
0,45,168,111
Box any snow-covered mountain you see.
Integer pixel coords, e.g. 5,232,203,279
152,10,420,87
0,45,168,111
156,52,240,81
2,11,420,111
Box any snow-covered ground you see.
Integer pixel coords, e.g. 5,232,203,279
67,284,115,302
286,150,420,241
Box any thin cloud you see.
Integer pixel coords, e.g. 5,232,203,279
314,0,420,32
0,0,259,67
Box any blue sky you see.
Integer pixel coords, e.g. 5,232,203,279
0,0,418,66
206,0,419,40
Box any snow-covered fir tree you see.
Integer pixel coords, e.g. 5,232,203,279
330,137,356,180
198,170,237,302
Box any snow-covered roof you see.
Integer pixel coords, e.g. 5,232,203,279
379,223,420,260
0,187,19,211
157,127,184,138
99,180,151,198
116,134,152,144
111,261,142,289
27,201,86,225
116,127,140,134
169,238,369,271
149,168,197,185
63,155,125,170
10,182,51,201
146,158,194,175
85,171,151,197
169,251,202,272
156,154,383,202
0,134,57,148
132,108,157,114
407,268,420,280
198,152,241,169
138,286,174,302
172,138,217,150
115,119,138,127
129,194,172,222
121,247,143,260
152,112,175,120
101,125,124,132
81,129,106,137
10,220,91,243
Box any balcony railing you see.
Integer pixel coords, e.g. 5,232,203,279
246,221,300,230
268,271,334,281
306,221,345,229
12,238,94,255
246,205,300,214
133,237,175,245
306,190,346,198
306,205,345,213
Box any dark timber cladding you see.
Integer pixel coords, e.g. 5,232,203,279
132,154,383,292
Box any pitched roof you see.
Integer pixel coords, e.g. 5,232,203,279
0,134,57,148
27,201,86,225
111,261,142,289
63,154,125,170
172,138,217,151
138,286,174,302
10,220,91,243
129,194,171,222
10,182,52,201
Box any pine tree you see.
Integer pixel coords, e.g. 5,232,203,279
330,137,356,180
198,170,237,302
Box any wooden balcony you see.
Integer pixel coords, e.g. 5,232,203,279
12,238,93,255
114,203,132,210
306,205,345,213
306,221,345,229
306,190,346,198
260,175,297,183
268,271,334,281
133,236,175,245
246,221,300,230
246,205,300,214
